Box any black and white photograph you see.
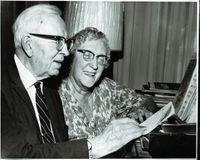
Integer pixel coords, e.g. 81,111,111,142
1,0,198,158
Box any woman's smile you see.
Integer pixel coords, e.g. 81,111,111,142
83,71,96,77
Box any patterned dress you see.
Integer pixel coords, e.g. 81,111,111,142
59,77,154,140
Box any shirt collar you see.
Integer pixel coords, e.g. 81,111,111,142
14,54,38,90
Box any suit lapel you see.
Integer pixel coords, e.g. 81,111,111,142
7,58,38,121
7,57,67,142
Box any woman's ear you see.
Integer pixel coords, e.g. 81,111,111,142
21,35,33,57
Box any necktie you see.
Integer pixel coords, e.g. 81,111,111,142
34,81,55,143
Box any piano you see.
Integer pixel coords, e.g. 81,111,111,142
134,58,197,158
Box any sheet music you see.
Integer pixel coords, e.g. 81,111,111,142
139,102,175,135
177,65,197,123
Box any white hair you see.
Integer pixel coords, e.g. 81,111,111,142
12,4,62,48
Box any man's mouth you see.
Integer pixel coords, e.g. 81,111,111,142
54,58,64,63
54,55,65,63
53,60,63,69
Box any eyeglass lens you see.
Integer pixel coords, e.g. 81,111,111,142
29,33,69,51
77,49,108,66
57,39,65,51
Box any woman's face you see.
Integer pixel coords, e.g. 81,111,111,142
70,39,107,91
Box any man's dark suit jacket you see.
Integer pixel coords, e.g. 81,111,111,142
1,57,89,158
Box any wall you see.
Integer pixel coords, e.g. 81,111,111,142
113,2,197,89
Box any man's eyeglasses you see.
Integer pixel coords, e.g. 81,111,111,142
77,49,108,66
29,33,72,51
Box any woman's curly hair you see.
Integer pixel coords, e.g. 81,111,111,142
69,27,111,61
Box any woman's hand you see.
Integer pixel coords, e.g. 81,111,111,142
133,96,157,123
134,108,153,123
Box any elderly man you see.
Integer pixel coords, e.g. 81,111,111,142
1,4,145,158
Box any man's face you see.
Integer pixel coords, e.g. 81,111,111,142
70,39,107,91
29,15,69,80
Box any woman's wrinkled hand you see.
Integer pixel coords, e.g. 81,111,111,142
132,108,153,123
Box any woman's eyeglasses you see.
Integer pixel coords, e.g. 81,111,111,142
77,49,108,66
29,33,72,51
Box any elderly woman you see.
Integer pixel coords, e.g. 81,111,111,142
59,27,157,141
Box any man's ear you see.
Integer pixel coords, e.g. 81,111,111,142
21,35,33,57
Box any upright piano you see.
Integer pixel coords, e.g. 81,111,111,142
134,58,197,158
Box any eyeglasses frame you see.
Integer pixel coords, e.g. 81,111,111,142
29,33,71,50
77,49,109,66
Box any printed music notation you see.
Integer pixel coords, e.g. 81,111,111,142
177,66,197,123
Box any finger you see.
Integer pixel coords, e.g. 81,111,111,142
117,129,144,142
121,128,144,144
145,112,149,119
133,114,139,122
114,117,139,125
138,112,144,123
149,112,153,117
120,123,146,133
139,125,147,129
106,129,143,154
112,121,144,134
115,123,140,132
105,119,138,134
146,112,153,118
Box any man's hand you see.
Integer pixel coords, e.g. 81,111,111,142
88,118,146,158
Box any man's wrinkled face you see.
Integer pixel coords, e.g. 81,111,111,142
29,15,69,80
70,39,108,91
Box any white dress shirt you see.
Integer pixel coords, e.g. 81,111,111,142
14,54,55,141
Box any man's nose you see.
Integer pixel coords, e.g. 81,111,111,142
60,44,69,56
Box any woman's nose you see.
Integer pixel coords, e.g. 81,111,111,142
90,58,98,70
